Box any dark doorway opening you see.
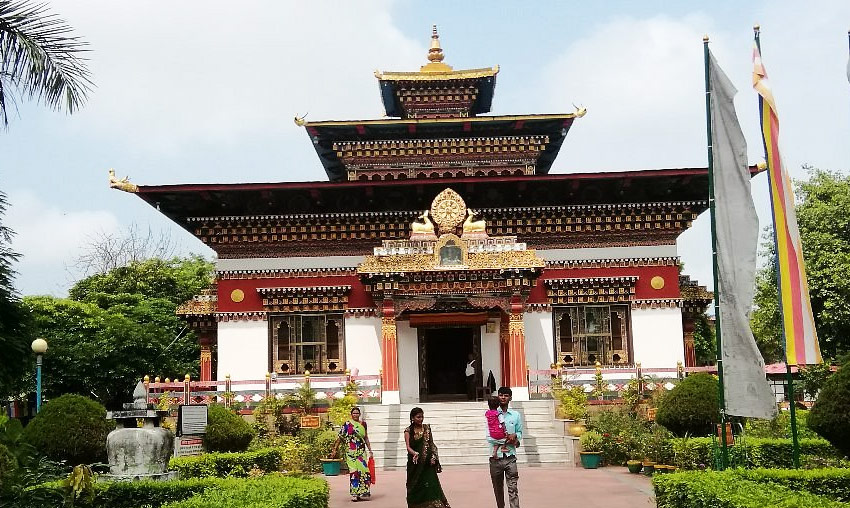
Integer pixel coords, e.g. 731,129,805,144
419,326,480,401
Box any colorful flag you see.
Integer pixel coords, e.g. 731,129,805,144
708,49,776,419
752,42,822,366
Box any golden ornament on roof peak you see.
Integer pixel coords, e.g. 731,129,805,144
108,168,138,193
420,25,453,73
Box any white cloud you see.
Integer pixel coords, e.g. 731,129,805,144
6,190,120,295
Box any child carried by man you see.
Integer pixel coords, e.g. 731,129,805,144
485,396,513,457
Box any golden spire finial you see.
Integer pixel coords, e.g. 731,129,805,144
420,25,453,72
428,25,444,63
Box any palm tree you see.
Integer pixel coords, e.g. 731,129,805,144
0,189,29,395
0,0,93,126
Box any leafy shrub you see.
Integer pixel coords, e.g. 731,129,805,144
655,373,718,437
579,431,602,452
553,384,588,420
160,474,328,508
169,448,282,479
668,437,842,470
807,363,850,457
203,405,254,453
16,475,327,508
745,409,819,439
588,408,651,464
0,442,17,487
736,468,850,503
653,470,845,508
22,394,114,464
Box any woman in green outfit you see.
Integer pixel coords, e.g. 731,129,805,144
332,406,374,502
404,407,451,508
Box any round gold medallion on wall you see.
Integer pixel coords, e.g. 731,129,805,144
230,289,245,303
430,188,467,234
650,276,665,290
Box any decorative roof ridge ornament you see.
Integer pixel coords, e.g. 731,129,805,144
108,168,138,193
420,25,453,73
572,103,587,118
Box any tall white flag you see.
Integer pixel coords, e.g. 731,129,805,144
709,51,777,419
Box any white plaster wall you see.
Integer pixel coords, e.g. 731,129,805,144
396,321,420,403
524,311,554,371
217,320,269,381
481,320,501,391
631,307,685,368
343,316,382,376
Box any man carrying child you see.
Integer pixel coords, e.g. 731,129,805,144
485,387,522,508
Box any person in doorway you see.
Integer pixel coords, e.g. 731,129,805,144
404,407,451,507
331,406,374,502
465,354,476,400
487,387,523,508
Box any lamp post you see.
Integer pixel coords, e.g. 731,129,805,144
31,338,48,413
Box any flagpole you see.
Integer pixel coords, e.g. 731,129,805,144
703,34,729,470
754,24,801,468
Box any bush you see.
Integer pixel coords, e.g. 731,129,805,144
653,470,845,508
668,436,843,470
169,448,282,479
204,405,254,453
588,408,651,464
160,474,328,508
655,373,718,437
736,468,850,503
553,384,588,420
745,409,819,439
16,474,328,508
22,394,114,464
0,442,17,486
807,363,850,457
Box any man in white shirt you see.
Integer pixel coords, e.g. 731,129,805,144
465,354,476,400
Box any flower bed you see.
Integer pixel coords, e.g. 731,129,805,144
653,470,846,508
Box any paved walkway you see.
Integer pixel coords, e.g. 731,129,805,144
328,466,655,507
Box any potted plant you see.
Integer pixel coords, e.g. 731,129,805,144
553,383,588,437
320,457,343,476
579,430,603,469
626,459,642,474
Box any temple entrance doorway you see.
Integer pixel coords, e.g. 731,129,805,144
417,326,482,402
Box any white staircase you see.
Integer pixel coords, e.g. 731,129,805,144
362,400,573,469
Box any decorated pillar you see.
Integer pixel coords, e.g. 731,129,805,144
380,298,400,404
507,295,530,401
499,313,510,388
682,318,697,368
199,334,213,382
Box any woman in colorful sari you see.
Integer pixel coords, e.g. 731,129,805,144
404,407,451,508
332,406,373,502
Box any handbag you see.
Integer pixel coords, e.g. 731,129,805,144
368,455,377,484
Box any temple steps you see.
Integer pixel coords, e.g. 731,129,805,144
361,400,574,468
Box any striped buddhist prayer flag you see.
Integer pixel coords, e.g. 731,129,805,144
752,41,822,366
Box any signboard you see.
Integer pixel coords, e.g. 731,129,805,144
300,415,321,429
177,404,208,436
174,437,204,457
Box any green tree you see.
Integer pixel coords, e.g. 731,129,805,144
0,0,93,126
693,313,716,366
23,256,214,408
751,168,850,362
0,190,29,397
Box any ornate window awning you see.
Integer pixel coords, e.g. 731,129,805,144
544,276,638,304
257,285,351,313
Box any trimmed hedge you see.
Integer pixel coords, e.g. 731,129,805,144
736,468,850,503
161,474,328,508
169,448,282,479
669,436,842,470
653,470,846,508
808,363,850,457
16,474,328,508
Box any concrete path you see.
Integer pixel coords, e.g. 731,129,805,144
328,466,656,507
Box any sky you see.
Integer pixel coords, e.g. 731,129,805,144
2,0,849,297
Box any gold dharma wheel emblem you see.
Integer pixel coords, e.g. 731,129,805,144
430,188,466,234
650,276,665,290
230,289,245,302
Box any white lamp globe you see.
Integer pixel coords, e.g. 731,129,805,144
31,338,48,354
